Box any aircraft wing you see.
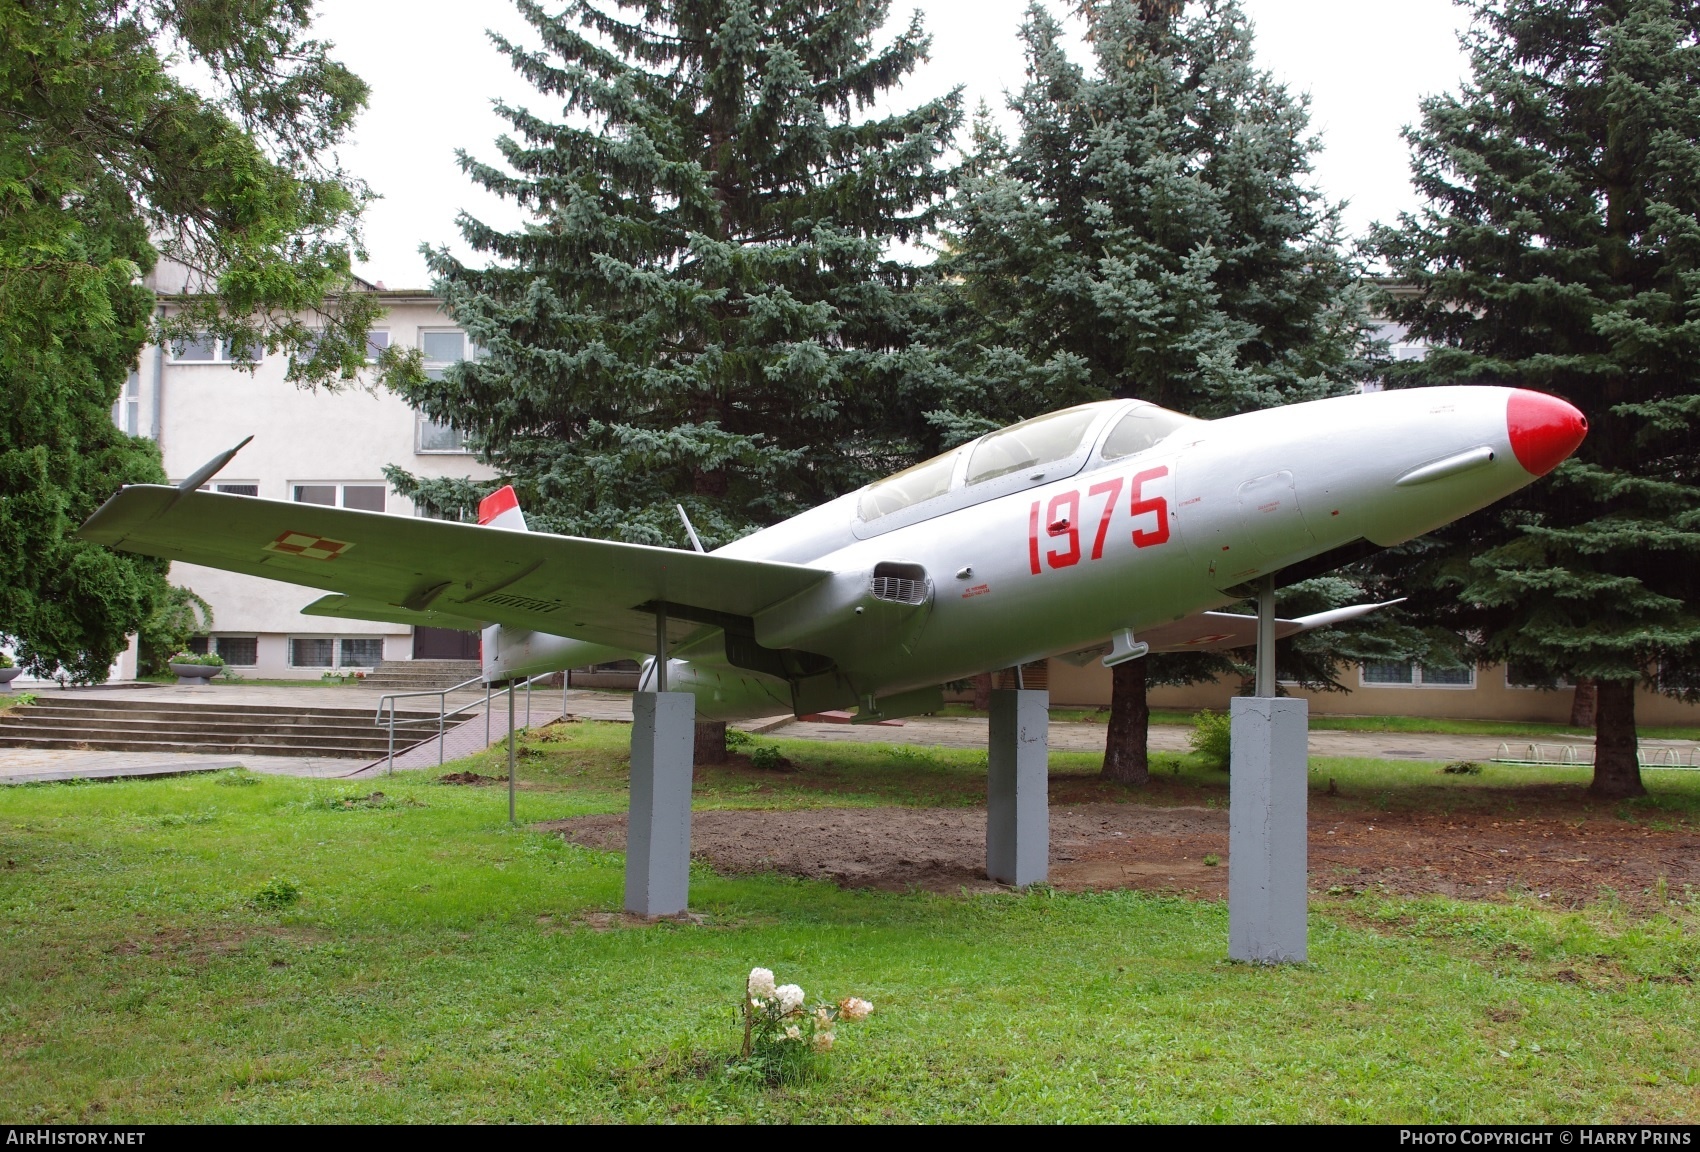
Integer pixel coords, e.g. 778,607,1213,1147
300,594,489,632
80,485,832,652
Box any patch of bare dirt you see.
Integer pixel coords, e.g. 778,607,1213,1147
437,772,506,786
542,804,1700,907
542,805,1231,896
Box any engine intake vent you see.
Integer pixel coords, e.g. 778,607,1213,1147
870,562,929,605
870,576,928,604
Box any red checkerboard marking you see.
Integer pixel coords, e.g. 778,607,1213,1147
264,531,353,561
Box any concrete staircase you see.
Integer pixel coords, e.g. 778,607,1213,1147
0,696,443,759
358,660,482,692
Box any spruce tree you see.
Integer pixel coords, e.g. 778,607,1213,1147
385,0,961,548
1371,0,1700,799
938,0,1378,783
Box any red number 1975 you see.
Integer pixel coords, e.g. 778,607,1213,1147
1028,465,1169,574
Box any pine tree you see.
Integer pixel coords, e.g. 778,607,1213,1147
1371,0,1700,799
385,0,961,548
938,0,1377,783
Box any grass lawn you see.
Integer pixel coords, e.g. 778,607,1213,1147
929,702,1700,741
2,723,1697,1123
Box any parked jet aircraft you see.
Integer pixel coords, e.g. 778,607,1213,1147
80,387,1586,721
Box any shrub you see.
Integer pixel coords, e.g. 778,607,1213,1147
724,728,753,751
1443,761,1483,775
1189,709,1231,769
0,652,11,669
749,745,789,771
170,651,224,667
251,877,300,909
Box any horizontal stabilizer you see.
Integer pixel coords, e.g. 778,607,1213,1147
1057,600,1405,662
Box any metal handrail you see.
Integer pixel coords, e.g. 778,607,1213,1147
374,670,562,775
374,674,487,773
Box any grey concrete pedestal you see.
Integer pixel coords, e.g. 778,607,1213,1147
987,688,1048,887
1228,696,1308,963
624,691,695,917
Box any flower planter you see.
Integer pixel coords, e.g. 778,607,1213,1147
0,667,21,693
170,662,221,687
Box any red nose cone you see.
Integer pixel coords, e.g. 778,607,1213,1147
1507,390,1587,477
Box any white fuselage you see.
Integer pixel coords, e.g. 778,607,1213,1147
487,387,1557,720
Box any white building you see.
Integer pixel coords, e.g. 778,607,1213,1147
114,267,496,679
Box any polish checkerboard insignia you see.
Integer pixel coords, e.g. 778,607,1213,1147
264,531,352,561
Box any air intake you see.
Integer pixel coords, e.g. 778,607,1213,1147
870,561,929,605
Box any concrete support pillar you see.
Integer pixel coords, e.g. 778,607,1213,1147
1228,696,1308,963
624,691,695,917
986,688,1049,887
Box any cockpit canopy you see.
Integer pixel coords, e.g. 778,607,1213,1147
858,401,1199,524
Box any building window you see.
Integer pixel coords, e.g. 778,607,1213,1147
292,483,385,512
341,485,385,512
215,636,259,666
295,328,388,367
418,416,469,453
290,636,383,669
416,329,475,454
112,370,141,435
1362,660,1414,685
340,638,384,667
290,637,336,668
1361,660,1477,689
170,335,260,364
1506,662,1571,690
190,635,259,666
420,329,465,370
195,481,259,497
1657,660,1700,694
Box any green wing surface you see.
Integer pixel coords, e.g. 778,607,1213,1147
80,486,831,651
299,594,489,631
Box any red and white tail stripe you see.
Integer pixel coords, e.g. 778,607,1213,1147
477,485,528,532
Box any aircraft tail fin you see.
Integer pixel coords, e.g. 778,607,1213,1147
478,485,528,532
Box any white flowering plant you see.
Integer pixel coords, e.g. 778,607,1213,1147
735,966,873,1084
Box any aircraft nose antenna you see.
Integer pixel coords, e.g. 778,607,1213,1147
1506,390,1587,477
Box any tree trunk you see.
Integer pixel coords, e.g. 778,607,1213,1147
1101,658,1150,786
972,672,993,712
1569,678,1597,728
694,720,728,766
1589,679,1645,799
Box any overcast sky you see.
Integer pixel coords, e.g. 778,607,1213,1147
310,0,1474,289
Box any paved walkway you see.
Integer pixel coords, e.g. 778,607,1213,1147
0,681,567,782
6,683,1694,782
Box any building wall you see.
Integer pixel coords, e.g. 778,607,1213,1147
1038,657,1700,726
132,281,497,678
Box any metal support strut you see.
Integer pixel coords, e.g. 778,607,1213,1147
1229,573,1309,963
987,688,1049,887
624,604,694,917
